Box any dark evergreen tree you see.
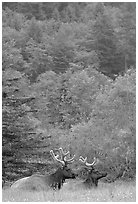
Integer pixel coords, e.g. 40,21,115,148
92,3,122,78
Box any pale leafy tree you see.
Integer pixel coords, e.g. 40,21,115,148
69,69,135,180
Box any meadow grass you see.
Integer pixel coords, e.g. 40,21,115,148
2,180,136,202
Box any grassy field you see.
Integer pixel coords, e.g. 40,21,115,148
2,180,136,202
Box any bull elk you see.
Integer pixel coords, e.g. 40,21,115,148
11,148,76,191
79,156,107,187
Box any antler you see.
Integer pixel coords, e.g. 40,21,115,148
50,150,65,166
58,147,70,160
79,156,99,168
59,147,75,164
50,147,75,166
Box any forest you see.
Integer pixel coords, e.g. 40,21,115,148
2,2,136,186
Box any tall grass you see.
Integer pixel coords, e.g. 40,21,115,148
2,180,136,202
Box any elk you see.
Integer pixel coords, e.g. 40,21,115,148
79,156,107,188
11,148,76,191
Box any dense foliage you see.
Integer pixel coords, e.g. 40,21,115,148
2,2,136,185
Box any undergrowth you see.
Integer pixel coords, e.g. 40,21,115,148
2,180,136,202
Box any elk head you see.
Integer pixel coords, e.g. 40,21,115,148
79,156,107,187
50,147,76,189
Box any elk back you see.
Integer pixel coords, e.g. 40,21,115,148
11,174,53,191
